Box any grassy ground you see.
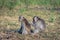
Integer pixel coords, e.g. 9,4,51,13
0,6,60,40
0,0,60,39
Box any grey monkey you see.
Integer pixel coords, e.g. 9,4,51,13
18,16,31,35
32,16,46,34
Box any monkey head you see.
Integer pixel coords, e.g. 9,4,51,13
19,16,24,22
33,16,41,23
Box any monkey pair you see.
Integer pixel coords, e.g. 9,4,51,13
18,16,46,35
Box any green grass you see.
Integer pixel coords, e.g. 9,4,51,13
0,0,60,9
0,0,60,40
0,8,60,40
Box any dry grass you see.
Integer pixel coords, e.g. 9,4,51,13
0,6,60,40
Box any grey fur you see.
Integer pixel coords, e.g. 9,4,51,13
32,16,46,34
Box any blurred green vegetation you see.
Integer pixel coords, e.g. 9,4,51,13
0,0,21,9
0,0,60,9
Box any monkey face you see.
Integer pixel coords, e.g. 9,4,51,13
33,16,41,23
33,16,38,22
34,17,38,22
19,16,24,21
